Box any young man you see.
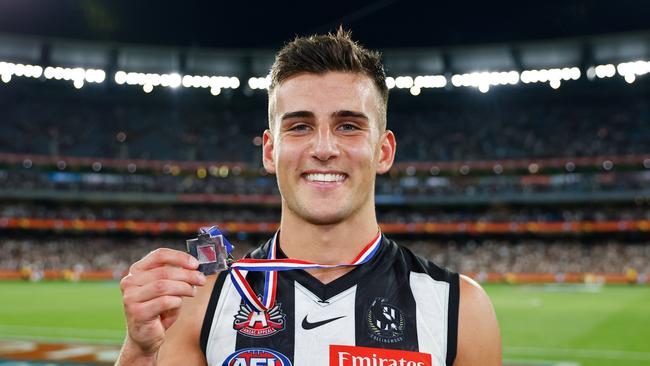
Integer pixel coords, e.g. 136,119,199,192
116,29,501,366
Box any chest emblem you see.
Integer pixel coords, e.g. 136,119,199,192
233,295,286,337
366,297,405,343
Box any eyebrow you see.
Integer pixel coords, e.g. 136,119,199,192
280,110,369,121
280,111,314,121
332,110,369,120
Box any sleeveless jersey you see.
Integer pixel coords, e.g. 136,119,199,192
201,235,459,366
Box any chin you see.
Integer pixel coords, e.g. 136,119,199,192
289,203,351,226
302,213,347,226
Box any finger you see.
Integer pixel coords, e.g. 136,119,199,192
127,296,183,324
130,248,199,274
161,308,180,330
127,267,207,287
126,279,196,303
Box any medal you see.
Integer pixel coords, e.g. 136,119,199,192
185,227,232,275
187,226,382,313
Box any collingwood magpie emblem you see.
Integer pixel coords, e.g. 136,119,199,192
366,297,405,343
233,295,286,338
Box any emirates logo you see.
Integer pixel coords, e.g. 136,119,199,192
233,296,286,338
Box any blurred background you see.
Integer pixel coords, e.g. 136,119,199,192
0,1,649,365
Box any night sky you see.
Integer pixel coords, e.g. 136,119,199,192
0,0,648,49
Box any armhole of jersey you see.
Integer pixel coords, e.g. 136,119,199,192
445,272,460,366
200,270,228,357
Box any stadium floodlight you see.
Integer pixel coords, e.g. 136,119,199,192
409,86,421,96
520,67,579,88
451,74,462,87
385,76,396,89
414,75,447,89
229,77,239,88
73,79,84,89
616,60,650,83
152,73,164,87
550,79,561,89
143,84,153,93
210,86,221,96
595,64,616,79
450,70,518,92
247,76,271,90
182,75,193,88
395,76,414,89
115,71,127,85
17,64,25,76
169,73,181,88
1,61,46,81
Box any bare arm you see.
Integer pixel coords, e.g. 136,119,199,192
156,274,218,366
454,274,502,366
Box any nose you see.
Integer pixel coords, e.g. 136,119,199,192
310,125,340,162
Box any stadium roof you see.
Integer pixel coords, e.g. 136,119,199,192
0,0,649,49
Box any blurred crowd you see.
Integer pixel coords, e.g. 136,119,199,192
2,203,650,223
407,239,650,274
1,235,648,276
1,92,649,163
2,168,650,198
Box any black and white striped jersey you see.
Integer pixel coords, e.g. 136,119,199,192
200,235,459,366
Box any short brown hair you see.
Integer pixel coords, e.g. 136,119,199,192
268,27,388,130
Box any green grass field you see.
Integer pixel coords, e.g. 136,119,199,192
0,281,649,365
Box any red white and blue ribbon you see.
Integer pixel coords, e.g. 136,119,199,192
204,226,382,313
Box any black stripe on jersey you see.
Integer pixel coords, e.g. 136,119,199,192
354,241,420,351
200,270,228,357
446,272,459,366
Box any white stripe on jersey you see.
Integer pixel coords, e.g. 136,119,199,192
206,272,244,366
293,282,357,366
409,271,450,366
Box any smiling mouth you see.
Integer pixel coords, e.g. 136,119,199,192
302,172,347,183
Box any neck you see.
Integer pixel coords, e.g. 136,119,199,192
278,202,379,283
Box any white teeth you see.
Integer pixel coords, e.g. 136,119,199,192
304,173,346,182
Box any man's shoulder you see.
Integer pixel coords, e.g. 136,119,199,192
384,236,458,283
455,274,502,366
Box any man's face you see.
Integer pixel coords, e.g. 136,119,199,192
263,71,395,226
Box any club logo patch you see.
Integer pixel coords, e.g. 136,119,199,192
366,297,405,343
233,295,286,337
223,348,292,366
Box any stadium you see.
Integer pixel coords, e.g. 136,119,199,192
0,1,649,365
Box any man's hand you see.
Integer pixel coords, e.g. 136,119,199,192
117,248,207,364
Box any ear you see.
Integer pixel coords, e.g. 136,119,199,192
376,130,396,174
262,129,276,174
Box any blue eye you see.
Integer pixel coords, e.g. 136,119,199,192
290,124,310,131
339,123,358,131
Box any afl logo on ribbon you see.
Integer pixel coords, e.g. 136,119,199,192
222,348,292,366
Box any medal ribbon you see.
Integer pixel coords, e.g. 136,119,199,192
204,226,382,313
